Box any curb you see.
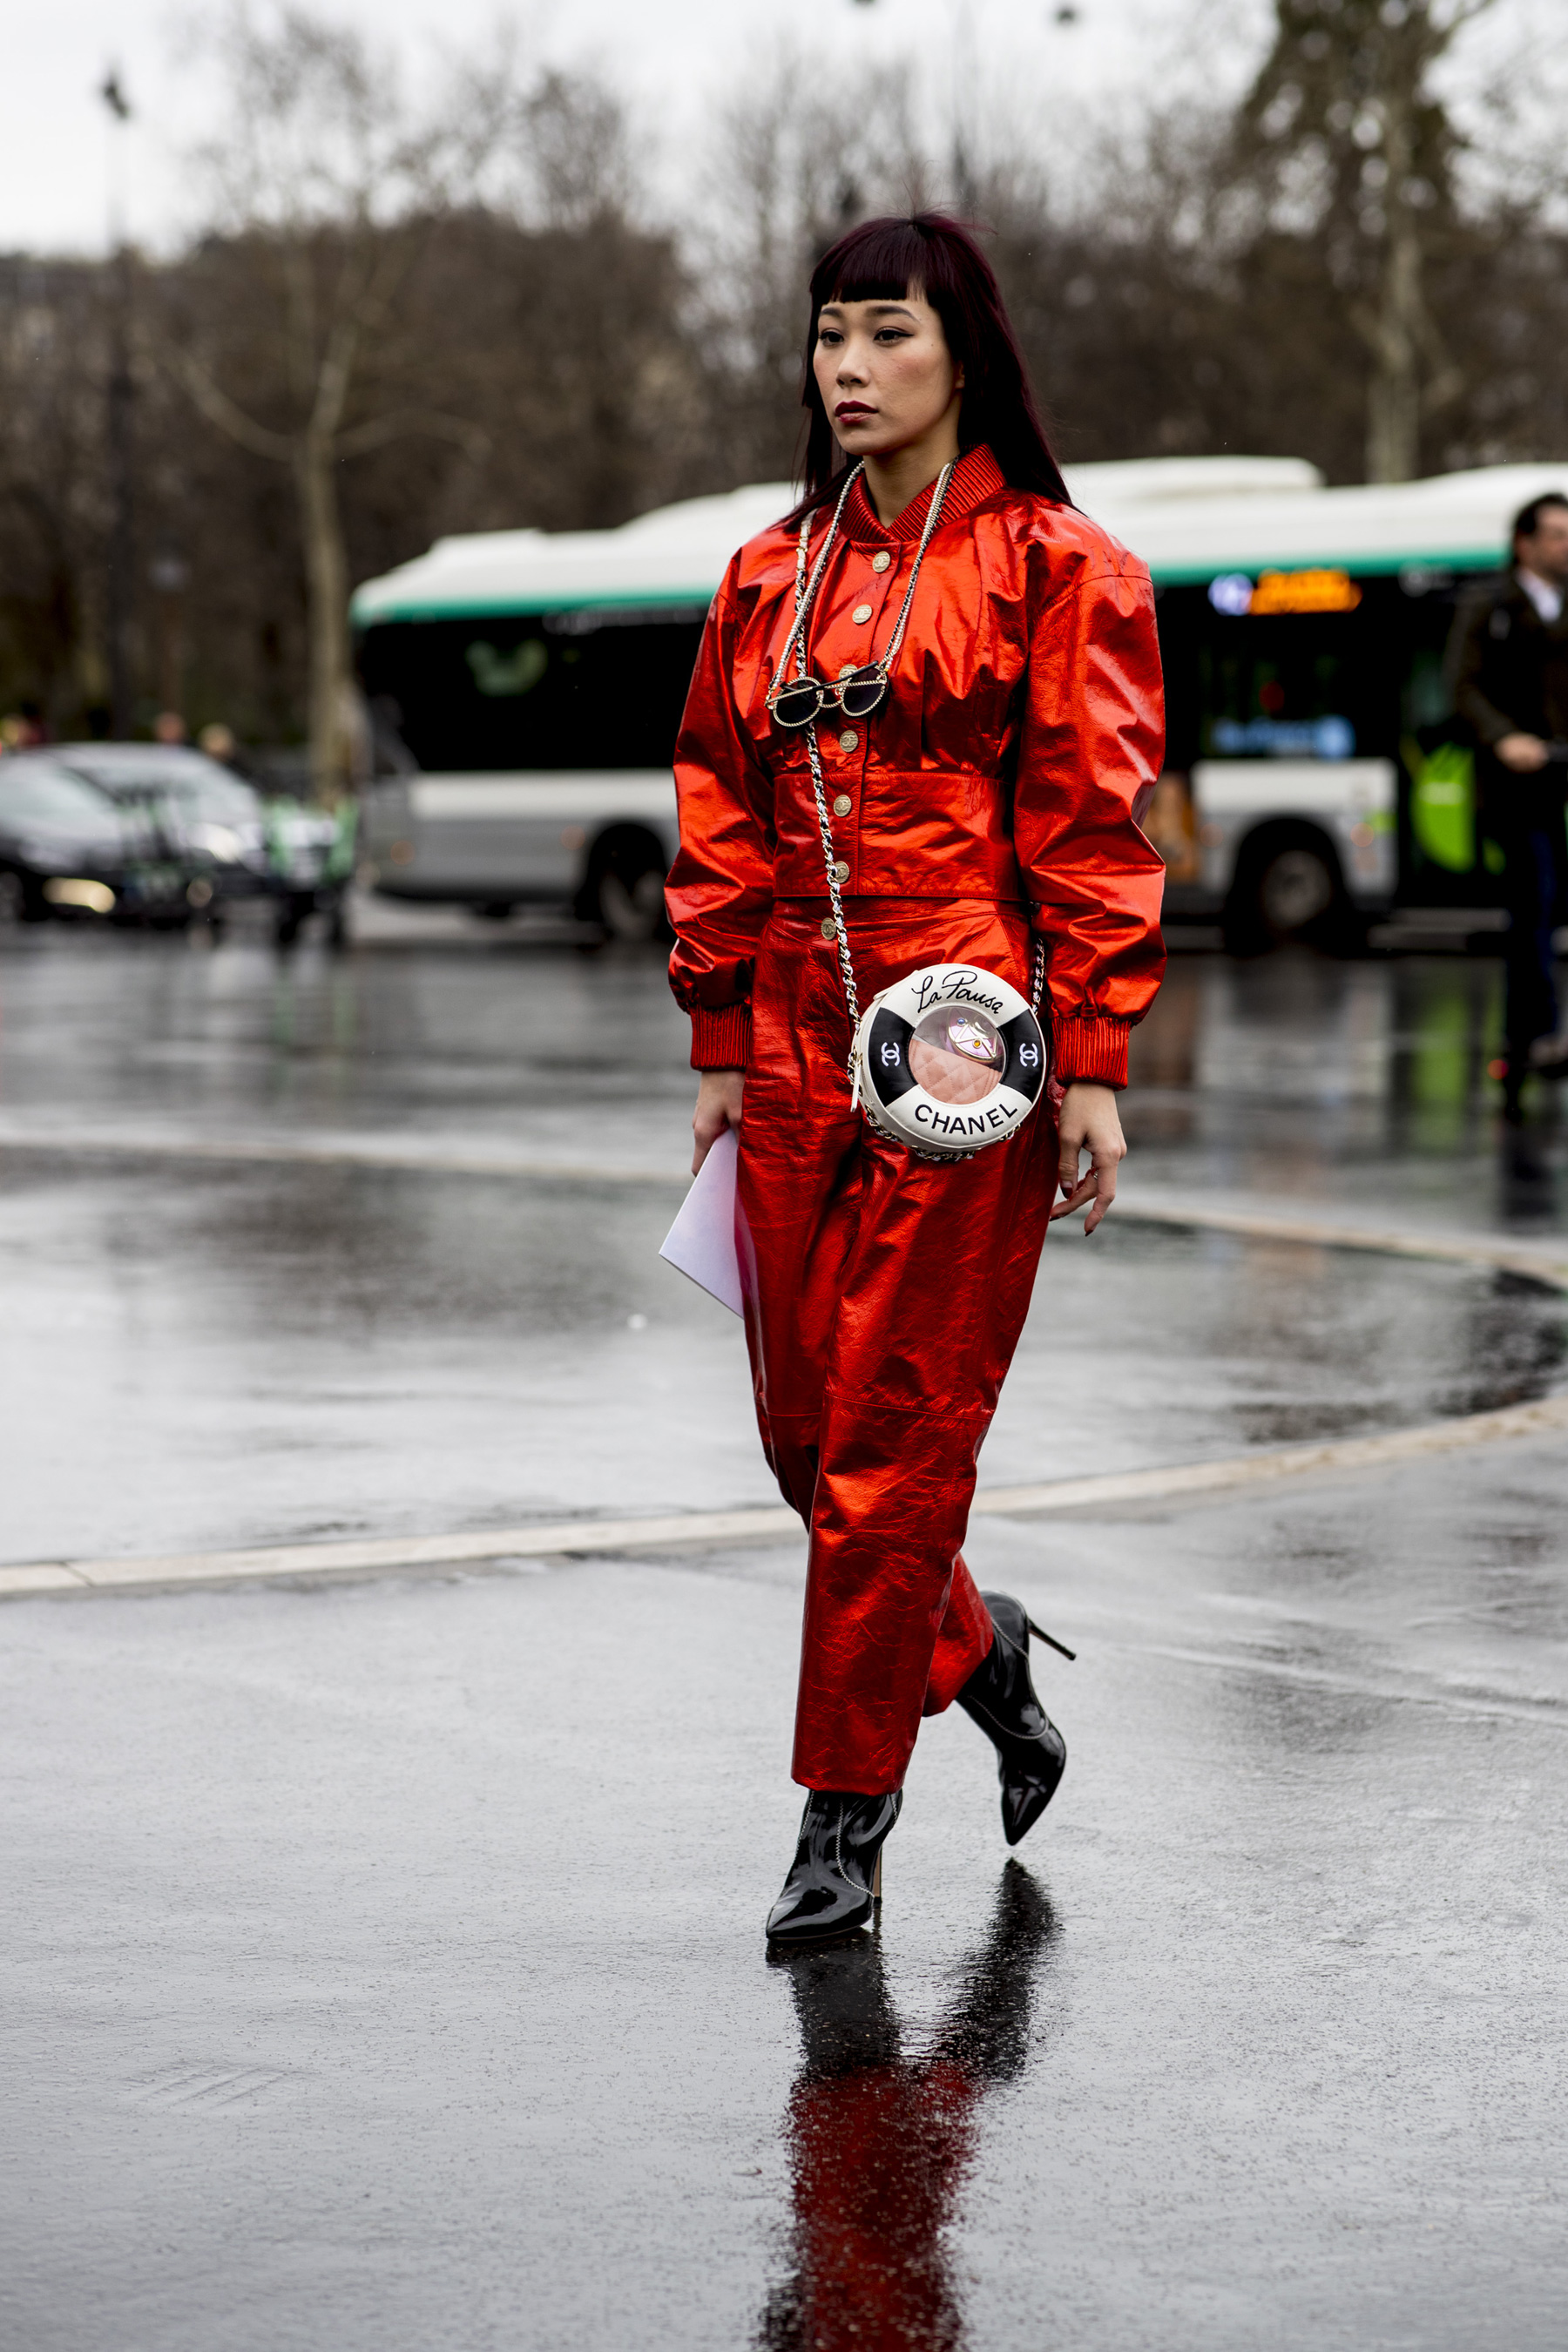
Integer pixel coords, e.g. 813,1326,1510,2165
6,1391,1567,1602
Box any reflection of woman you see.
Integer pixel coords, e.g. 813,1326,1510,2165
666,215,1165,1942
760,1864,1056,2349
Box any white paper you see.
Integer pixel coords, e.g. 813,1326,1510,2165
659,1125,743,1315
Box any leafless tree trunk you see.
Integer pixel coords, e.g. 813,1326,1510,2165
1361,91,1426,483
1243,0,1495,483
161,7,508,797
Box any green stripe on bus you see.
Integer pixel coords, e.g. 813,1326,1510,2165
351,545,1511,625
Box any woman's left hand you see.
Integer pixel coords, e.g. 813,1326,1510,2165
1050,1081,1126,1235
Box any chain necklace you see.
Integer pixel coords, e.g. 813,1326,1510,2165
783,460,1044,1078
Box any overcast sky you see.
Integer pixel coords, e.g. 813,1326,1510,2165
3,0,1276,256
8,0,1556,259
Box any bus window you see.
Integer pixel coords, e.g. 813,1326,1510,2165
1403,645,1452,731
1199,625,1362,760
357,608,708,772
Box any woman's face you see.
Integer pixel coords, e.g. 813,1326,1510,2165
813,288,963,460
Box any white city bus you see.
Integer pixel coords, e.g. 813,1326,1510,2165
352,455,1568,943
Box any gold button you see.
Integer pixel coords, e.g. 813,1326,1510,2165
871,551,891,573
820,916,837,939
838,729,859,752
852,602,873,624
833,861,850,883
833,793,852,815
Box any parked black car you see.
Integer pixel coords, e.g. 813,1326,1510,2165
0,755,189,926
54,744,343,938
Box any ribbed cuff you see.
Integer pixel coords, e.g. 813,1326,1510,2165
1053,1012,1129,1089
690,1002,753,1071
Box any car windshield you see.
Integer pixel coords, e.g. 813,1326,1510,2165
57,749,261,824
0,759,122,829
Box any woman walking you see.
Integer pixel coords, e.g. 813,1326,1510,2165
666,214,1166,1943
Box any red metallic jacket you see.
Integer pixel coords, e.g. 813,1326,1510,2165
666,444,1166,1088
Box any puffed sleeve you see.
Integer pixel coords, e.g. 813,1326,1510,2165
1012,544,1167,1089
666,561,775,1070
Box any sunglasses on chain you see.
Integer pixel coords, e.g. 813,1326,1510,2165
769,664,889,729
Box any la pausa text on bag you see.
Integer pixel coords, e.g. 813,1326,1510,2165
910,968,1007,1020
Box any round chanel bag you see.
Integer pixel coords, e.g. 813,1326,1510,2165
851,963,1048,1160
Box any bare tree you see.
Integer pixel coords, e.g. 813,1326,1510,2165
161,5,520,796
1242,0,1497,483
692,50,931,486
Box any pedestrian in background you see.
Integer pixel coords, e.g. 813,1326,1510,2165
1448,492,1568,1111
197,721,239,766
666,214,1165,1944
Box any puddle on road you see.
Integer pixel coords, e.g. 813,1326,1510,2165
1001,1217,1566,1479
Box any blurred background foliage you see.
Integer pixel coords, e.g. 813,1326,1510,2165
1,0,1565,763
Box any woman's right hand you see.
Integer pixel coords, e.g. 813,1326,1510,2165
693,1069,745,1173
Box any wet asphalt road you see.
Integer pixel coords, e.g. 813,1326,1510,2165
3,905,1567,2349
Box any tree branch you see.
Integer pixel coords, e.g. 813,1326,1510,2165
333,408,490,463
161,345,294,463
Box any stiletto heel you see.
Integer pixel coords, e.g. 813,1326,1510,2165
872,1851,882,1902
1026,1616,1077,1662
957,1592,1071,1847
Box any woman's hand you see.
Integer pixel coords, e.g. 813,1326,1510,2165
1050,1081,1125,1235
693,1069,745,1173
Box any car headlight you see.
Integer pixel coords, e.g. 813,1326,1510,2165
44,877,116,914
193,824,243,861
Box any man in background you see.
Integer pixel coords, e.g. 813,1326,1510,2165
1449,493,1568,1111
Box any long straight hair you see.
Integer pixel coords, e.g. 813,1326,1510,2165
786,212,1070,524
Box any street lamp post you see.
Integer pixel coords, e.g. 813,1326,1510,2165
101,69,135,741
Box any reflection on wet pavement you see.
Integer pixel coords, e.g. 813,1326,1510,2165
760,1868,1054,2352
1127,948,1568,1234
1,931,1566,1561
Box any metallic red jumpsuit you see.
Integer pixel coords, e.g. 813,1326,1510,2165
666,447,1166,1794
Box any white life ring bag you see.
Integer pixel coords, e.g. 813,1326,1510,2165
850,963,1048,1160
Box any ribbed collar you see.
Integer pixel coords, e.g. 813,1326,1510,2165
840,443,1007,545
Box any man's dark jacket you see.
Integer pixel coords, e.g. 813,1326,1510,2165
1446,571,1568,837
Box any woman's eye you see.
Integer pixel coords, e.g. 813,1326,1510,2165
874,329,911,344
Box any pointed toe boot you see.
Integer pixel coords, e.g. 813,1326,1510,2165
765,1790,902,1946
956,1592,1071,1847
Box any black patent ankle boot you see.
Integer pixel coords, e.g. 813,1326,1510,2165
956,1592,1072,1848
765,1789,902,1946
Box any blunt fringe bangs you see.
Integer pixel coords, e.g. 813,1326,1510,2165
787,212,1070,522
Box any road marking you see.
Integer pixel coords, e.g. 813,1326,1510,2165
4,1391,1565,1602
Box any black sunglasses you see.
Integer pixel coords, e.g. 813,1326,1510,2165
770,665,889,730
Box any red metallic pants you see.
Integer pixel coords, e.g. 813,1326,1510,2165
737,900,1056,1795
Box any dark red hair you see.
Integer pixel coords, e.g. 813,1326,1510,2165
787,212,1070,522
